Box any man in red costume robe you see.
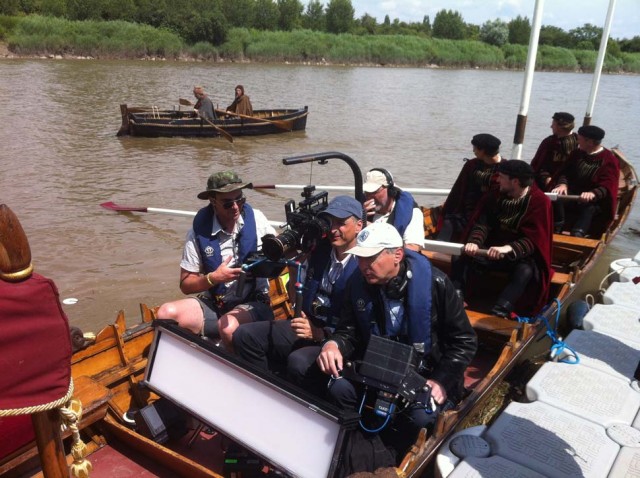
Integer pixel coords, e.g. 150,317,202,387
531,112,578,192
551,125,620,237
437,133,503,242
452,160,554,318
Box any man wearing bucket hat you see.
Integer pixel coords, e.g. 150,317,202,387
316,222,476,456
233,195,364,394
362,168,424,251
551,125,620,237
453,159,553,319
437,133,504,242
156,170,276,348
531,112,578,191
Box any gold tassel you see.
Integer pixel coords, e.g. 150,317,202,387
60,398,92,478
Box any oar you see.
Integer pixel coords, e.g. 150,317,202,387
252,184,581,201
423,239,496,258
214,108,293,132
177,98,233,143
100,201,282,228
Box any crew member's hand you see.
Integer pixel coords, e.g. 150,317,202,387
317,341,343,377
291,314,324,341
580,191,596,202
544,176,552,186
487,245,511,260
463,243,479,256
551,184,568,195
363,198,376,217
426,379,447,405
212,256,242,283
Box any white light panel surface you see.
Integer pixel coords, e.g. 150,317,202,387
145,329,344,478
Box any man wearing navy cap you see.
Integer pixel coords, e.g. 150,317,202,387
437,133,504,242
531,112,578,191
233,195,364,392
452,160,554,318
551,125,620,237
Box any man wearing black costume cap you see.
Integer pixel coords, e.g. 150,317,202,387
437,133,503,242
551,125,620,237
531,112,578,192
452,160,554,319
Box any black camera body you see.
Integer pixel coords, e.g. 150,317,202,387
262,185,330,261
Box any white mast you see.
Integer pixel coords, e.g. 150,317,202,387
584,0,618,125
511,0,545,160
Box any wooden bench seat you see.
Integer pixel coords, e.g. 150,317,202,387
465,309,521,336
552,234,601,250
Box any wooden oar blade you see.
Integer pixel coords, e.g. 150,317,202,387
100,201,147,213
179,98,193,106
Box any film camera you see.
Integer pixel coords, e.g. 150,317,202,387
342,335,428,418
262,185,331,261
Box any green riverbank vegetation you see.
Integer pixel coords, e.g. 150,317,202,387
1,0,639,73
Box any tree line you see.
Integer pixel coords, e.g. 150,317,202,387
1,0,639,54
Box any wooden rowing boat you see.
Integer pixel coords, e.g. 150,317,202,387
116,104,309,138
1,149,635,477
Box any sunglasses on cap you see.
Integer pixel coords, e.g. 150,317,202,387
218,195,246,210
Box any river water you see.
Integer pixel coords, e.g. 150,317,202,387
1,60,638,333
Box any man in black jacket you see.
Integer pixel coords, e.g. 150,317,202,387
317,222,477,453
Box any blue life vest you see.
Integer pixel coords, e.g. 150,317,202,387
192,204,257,296
389,191,417,237
302,241,358,327
350,249,432,356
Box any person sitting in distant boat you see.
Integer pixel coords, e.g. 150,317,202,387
193,85,216,120
551,125,620,238
226,85,253,116
233,196,363,395
156,171,276,349
361,168,424,251
437,134,503,243
452,160,553,319
531,112,578,192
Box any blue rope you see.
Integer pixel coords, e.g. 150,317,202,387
514,299,580,364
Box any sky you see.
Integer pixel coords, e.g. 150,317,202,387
350,0,639,40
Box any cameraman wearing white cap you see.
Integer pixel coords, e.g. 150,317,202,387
362,168,424,251
317,222,476,457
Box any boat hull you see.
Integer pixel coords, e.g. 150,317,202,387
118,105,308,138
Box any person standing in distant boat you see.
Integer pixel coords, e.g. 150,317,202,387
551,125,620,237
226,85,253,116
361,168,424,251
193,85,216,120
437,134,503,242
156,171,276,349
531,112,578,192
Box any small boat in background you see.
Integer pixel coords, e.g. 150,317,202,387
117,104,309,138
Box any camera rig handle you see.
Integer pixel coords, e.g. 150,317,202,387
281,152,365,203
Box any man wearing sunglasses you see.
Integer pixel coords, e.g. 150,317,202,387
156,170,276,348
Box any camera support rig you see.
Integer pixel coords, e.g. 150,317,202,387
281,151,365,204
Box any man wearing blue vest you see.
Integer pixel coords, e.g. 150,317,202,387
362,168,424,251
317,222,476,455
156,171,276,348
233,196,363,394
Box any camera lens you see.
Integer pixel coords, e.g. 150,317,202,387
262,229,300,261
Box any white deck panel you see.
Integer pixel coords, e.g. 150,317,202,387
602,281,640,310
609,258,640,283
561,329,640,382
608,446,640,477
485,401,619,478
448,455,546,478
526,362,640,427
582,303,640,342
635,407,640,430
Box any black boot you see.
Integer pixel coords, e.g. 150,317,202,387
491,300,513,319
